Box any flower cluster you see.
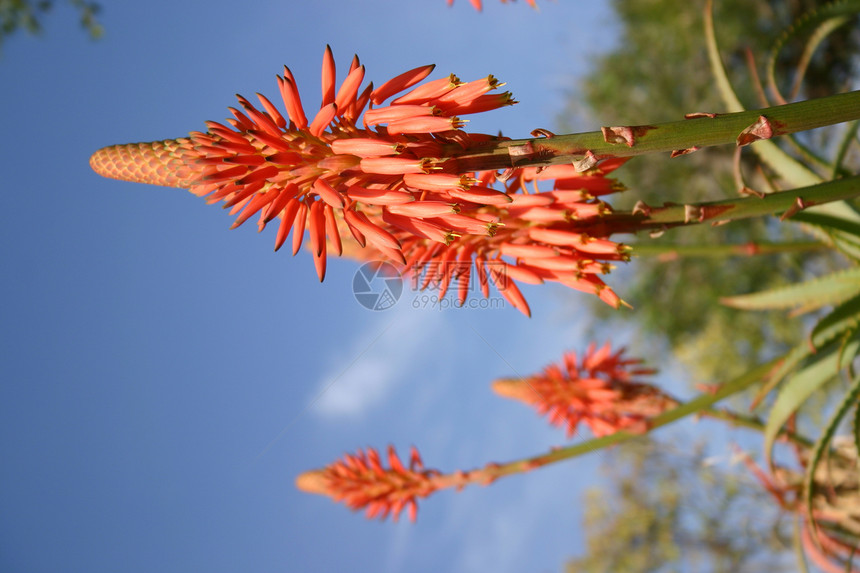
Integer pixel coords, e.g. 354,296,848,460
348,159,631,316
90,47,630,315
296,445,439,522
492,343,675,437
297,344,671,522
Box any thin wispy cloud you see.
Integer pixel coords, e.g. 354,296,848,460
312,307,445,419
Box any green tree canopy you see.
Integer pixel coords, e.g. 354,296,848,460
1,0,102,49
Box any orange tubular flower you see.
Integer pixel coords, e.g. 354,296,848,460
492,343,675,438
90,47,631,314
296,445,440,522
349,160,632,316
90,47,517,283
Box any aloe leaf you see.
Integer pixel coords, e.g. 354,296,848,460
766,0,860,105
831,120,859,179
811,294,860,349
704,0,822,187
721,267,860,311
831,233,860,262
803,370,860,546
795,207,860,262
763,337,860,466
853,400,860,466
793,212,860,239
787,15,853,105
751,344,813,410
705,0,860,241
793,516,811,573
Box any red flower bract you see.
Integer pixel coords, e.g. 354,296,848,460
492,343,675,437
296,445,439,522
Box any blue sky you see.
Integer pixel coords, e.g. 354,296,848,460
0,2,732,572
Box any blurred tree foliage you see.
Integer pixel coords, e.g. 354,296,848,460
560,0,860,384
565,438,794,572
0,0,102,49
561,1,860,570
